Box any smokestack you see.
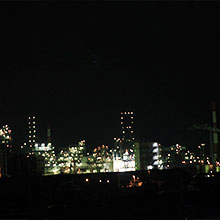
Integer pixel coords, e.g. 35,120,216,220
212,102,218,162
47,124,51,145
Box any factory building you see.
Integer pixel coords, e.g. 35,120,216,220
134,141,162,170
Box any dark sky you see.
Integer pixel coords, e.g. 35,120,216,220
1,2,220,149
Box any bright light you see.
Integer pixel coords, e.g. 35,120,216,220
153,148,158,153
107,180,110,183
153,161,158,165
85,178,89,182
147,165,153,170
153,142,158,147
153,155,158,160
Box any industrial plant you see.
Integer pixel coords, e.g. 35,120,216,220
1,104,220,177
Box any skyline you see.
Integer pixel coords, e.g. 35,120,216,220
2,2,220,148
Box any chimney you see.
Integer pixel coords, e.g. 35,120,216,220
212,102,218,162
47,124,52,145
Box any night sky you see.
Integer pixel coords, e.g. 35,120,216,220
1,2,220,149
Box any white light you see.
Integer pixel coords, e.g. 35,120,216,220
153,142,158,147
147,165,153,170
153,148,158,153
107,180,109,183
153,155,158,160
153,160,158,165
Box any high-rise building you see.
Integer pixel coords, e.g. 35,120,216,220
120,111,135,151
0,125,12,177
28,116,37,150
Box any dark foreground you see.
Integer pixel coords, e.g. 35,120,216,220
1,169,220,219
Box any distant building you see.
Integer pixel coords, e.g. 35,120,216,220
120,111,135,150
88,145,112,173
112,150,135,172
0,125,12,177
28,116,37,150
160,144,199,169
57,140,87,174
134,141,162,170
33,143,58,175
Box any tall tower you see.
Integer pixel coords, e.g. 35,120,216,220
28,116,36,150
47,124,52,145
120,111,135,151
212,102,219,162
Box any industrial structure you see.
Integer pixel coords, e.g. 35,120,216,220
2,108,220,177
28,115,37,150
32,143,58,175
120,111,135,151
134,142,161,170
191,102,220,164
0,125,12,177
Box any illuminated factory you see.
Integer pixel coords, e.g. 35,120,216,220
111,111,136,172
57,140,87,174
32,143,58,175
4,107,220,177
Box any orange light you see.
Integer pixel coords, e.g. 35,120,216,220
138,182,143,187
